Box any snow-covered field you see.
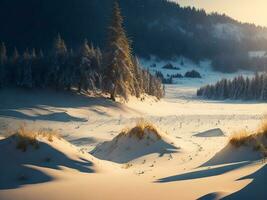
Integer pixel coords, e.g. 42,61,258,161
0,60,267,200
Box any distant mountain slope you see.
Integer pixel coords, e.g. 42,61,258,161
0,0,267,71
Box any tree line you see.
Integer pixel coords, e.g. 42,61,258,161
197,73,267,101
0,1,164,101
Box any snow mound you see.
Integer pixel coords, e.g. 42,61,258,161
91,122,180,163
0,133,96,189
203,122,267,166
202,143,263,167
194,128,225,137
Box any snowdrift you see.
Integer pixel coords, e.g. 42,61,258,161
194,128,225,137
203,120,267,166
0,132,96,190
202,143,263,167
91,121,180,163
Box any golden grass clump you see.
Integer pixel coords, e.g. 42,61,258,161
14,125,60,152
37,128,60,142
229,116,267,155
257,116,267,137
229,130,252,147
118,118,161,140
16,125,39,152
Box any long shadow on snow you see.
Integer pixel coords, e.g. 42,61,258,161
0,136,94,190
156,162,249,183
0,88,137,116
0,110,88,122
197,163,267,200
222,163,267,200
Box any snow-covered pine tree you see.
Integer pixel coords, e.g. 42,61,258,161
254,72,261,99
0,42,7,65
197,73,267,101
19,49,33,88
0,42,8,87
31,48,37,59
54,34,67,57
93,47,103,89
52,34,68,89
12,48,20,64
31,49,44,88
244,76,250,99
132,56,142,97
104,1,136,101
39,49,44,59
77,39,92,92
261,73,267,100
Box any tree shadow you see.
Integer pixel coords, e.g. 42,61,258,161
0,136,95,190
196,163,267,200
0,88,138,117
156,162,249,183
197,192,222,200
222,163,267,200
0,110,88,122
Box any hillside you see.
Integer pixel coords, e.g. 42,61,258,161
0,0,267,72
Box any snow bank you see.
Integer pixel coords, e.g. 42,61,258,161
91,122,180,163
0,134,96,189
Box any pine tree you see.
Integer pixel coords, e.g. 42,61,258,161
197,73,267,102
261,74,267,100
52,34,68,89
0,31,163,99
132,56,142,97
39,49,44,58
77,39,92,92
31,48,37,59
0,42,7,87
104,1,135,101
0,42,7,65
19,49,33,88
54,34,67,57
12,47,20,64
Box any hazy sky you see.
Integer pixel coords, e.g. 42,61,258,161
173,0,267,27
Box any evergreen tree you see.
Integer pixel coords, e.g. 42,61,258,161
31,48,37,59
0,42,8,87
77,39,92,92
104,1,135,101
52,34,68,89
54,34,67,57
0,27,163,99
261,74,267,100
12,48,20,64
0,42,7,65
197,73,267,101
19,49,33,88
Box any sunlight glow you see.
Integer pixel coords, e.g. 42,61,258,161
174,0,267,27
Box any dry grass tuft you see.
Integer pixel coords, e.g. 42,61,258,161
229,130,252,147
14,125,60,152
257,116,267,137
118,118,161,140
15,125,39,152
37,128,60,142
229,116,267,156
